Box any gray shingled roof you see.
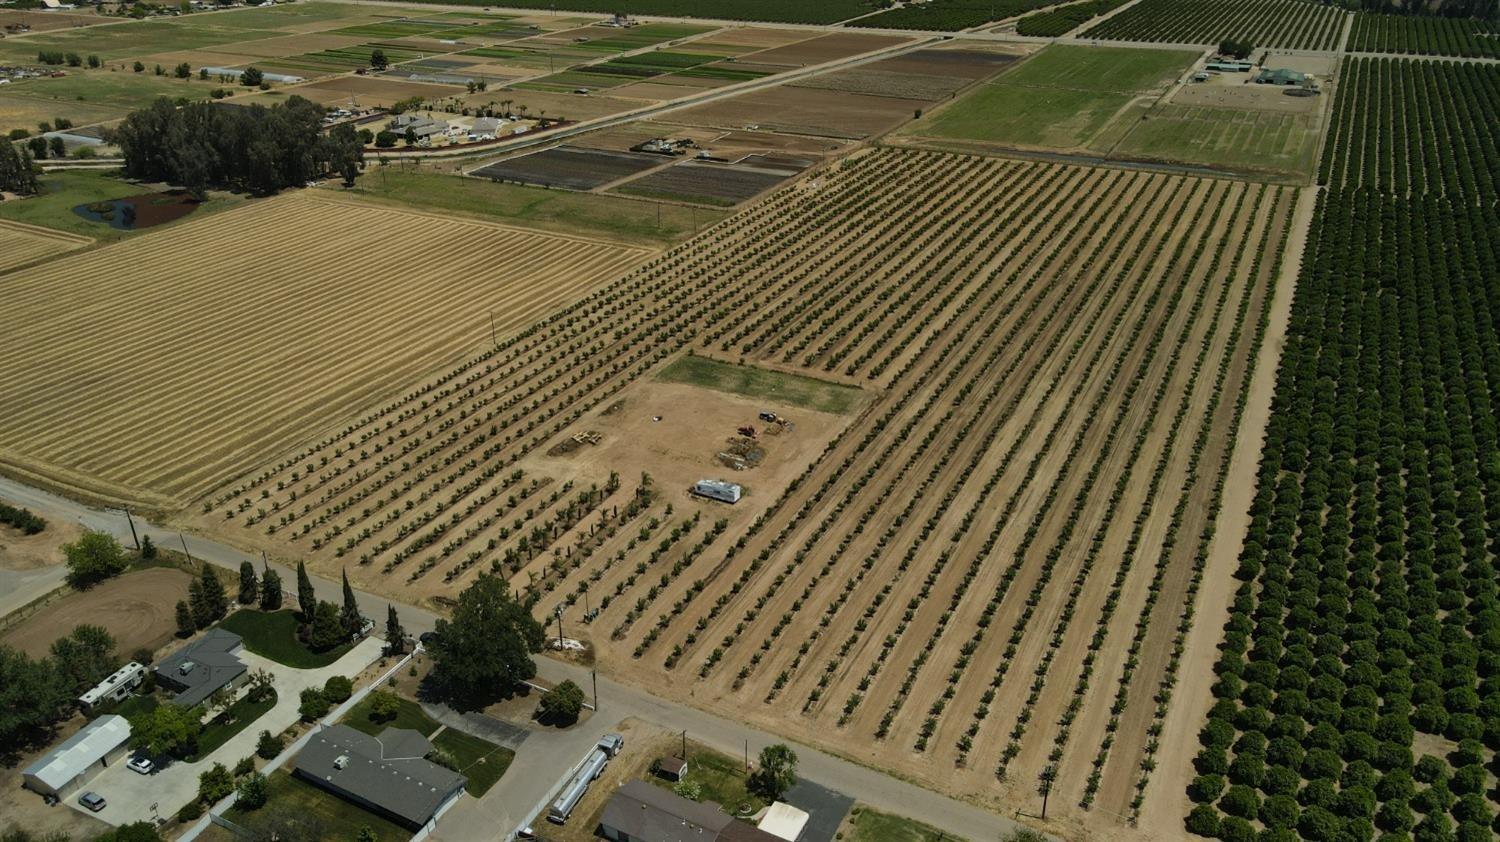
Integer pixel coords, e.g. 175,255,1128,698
153,628,245,708
600,779,781,842
293,725,466,828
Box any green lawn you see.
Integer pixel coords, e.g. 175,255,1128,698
344,168,725,246
1112,102,1320,178
340,694,512,796
341,693,439,737
216,610,353,669
648,743,765,815
224,770,410,842
906,44,1197,151
656,354,864,415
432,728,514,796
186,690,277,762
96,692,158,722
844,806,962,842
0,170,135,241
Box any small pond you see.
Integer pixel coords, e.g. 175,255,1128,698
72,190,200,230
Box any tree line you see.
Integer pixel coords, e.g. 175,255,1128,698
111,95,363,197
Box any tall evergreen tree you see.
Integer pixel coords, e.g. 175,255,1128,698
238,561,258,605
340,569,362,635
296,560,315,622
384,604,405,655
176,600,195,637
0,140,39,195
200,565,227,624
259,562,282,611
188,577,208,629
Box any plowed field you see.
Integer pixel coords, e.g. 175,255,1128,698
0,193,647,510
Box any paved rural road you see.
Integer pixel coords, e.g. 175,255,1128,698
0,476,1049,841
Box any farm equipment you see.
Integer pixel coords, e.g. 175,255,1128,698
737,425,757,438
758,411,778,422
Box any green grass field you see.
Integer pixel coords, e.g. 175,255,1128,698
844,806,960,842
656,355,865,414
647,743,767,815
905,44,1196,151
225,771,410,842
217,609,354,669
1113,102,1320,177
341,692,440,737
346,168,725,246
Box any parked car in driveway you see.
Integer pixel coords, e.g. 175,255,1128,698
78,792,106,812
126,755,154,775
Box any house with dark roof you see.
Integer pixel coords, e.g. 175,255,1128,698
600,780,782,842
293,724,467,830
152,628,247,708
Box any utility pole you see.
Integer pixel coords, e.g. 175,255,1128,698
554,605,564,649
178,533,193,564
122,507,140,550
1038,765,1056,820
744,739,749,773
681,729,687,762
489,311,498,349
592,668,598,711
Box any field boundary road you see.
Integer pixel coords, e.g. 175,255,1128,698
0,475,1054,842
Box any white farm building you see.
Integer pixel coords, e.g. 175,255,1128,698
21,715,131,798
693,479,742,504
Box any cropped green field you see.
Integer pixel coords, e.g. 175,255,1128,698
903,45,1196,151
1114,104,1320,178
656,354,864,414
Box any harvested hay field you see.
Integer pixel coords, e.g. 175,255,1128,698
272,75,458,106
614,160,801,205
0,219,91,273
2,567,191,658
669,85,921,139
200,148,1296,836
790,68,972,101
0,10,107,32
472,146,665,190
226,32,370,58
0,193,648,509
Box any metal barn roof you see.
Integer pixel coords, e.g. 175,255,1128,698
22,715,131,791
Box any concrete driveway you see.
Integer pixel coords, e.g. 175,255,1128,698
71,637,383,827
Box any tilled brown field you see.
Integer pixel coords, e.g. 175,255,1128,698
199,149,1294,835
0,192,647,510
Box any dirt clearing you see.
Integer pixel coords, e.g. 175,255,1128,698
2,567,191,658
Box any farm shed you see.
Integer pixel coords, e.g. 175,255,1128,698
21,715,131,798
153,628,247,708
1256,68,1308,85
78,661,146,711
1206,60,1253,72
693,479,742,504
292,725,466,830
600,779,781,842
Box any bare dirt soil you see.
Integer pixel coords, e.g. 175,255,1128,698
1,566,190,658
669,85,923,139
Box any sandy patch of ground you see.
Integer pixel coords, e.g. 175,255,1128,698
693,27,814,51
287,75,460,105
1,566,190,658
1170,79,1321,113
0,520,79,573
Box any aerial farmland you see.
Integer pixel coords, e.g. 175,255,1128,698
0,1,1496,841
